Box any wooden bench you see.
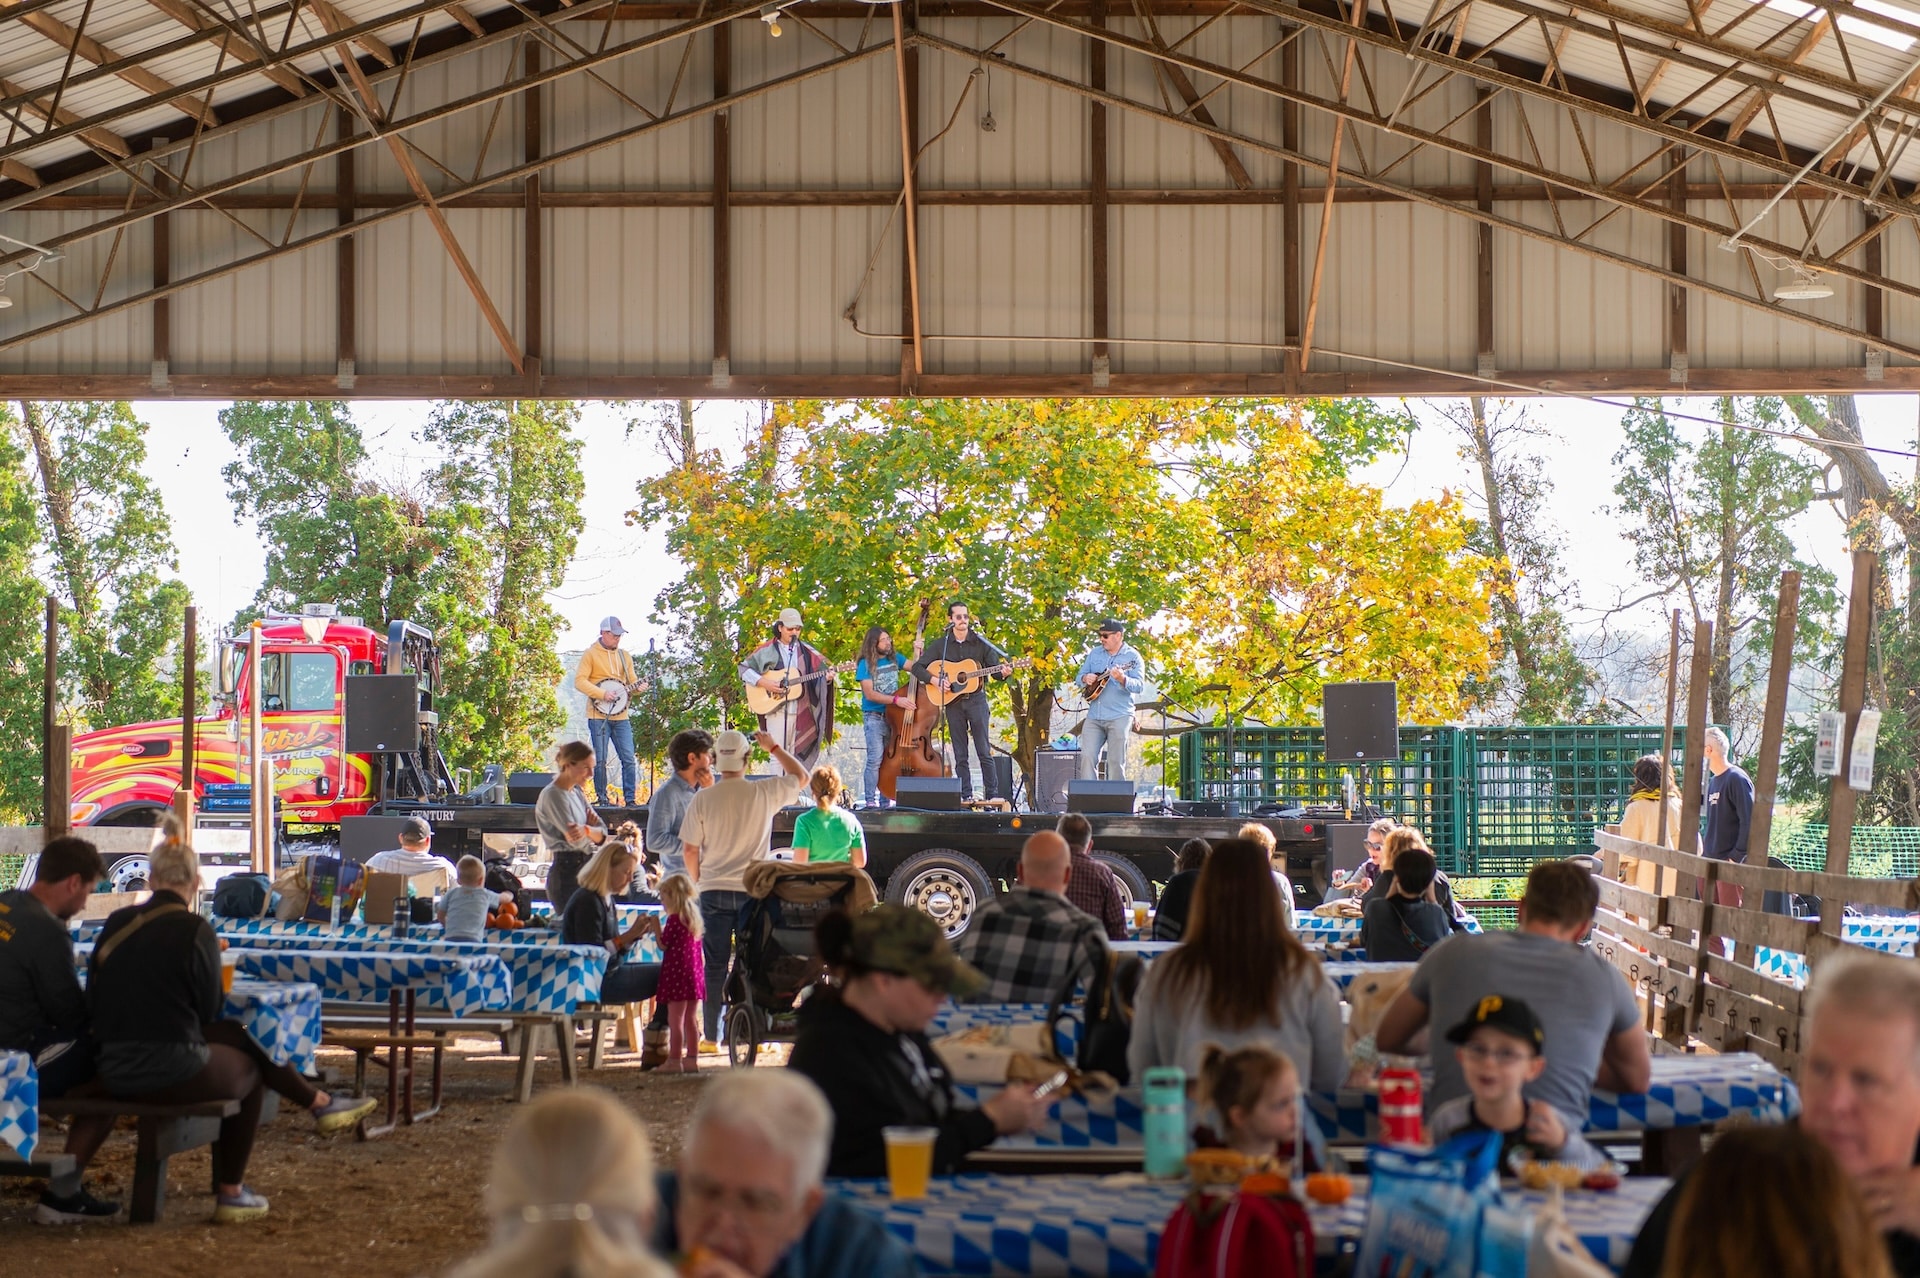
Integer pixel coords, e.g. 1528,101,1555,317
0,1148,75,1182
575,1003,634,1070
41,1097,242,1223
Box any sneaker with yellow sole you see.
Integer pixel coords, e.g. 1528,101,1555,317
213,1185,270,1224
697,1039,720,1055
313,1094,380,1135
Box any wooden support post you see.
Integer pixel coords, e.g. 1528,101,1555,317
173,605,197,830
1668,154,1687,384
1866,232,1885,378
46,725,71,842
1474,88,1493,380
335,108,356,390
42,595,57,832
524,43,544,392
1281,36,1300,390
1089,0,1109,388
1657,609,1680,868
892,6,923,386
1739,572,1798,966
248,623,271,876
1677,619,1712,855
711,23,730,389
1823,549,1878,906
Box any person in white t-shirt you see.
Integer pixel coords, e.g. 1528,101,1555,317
365,817,459,896
679,729,807,1045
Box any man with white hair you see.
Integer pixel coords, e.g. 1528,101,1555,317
958,831,1109,1003
1699,726,1753,956
1622,950,1920,1277
652,1069,915,1278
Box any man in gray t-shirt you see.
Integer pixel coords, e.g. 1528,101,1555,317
1376,860,1650,1118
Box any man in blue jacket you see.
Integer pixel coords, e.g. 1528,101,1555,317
1074,618,1145,781
1700,726,1754,956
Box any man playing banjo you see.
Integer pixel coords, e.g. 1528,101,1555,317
573,615,650,806
740,607,836,771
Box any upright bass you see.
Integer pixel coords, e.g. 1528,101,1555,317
879,599,949,799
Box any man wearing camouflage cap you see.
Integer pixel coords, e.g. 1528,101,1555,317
788,905,1049,1177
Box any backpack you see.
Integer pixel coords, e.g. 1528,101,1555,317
1053,948,1145,1082
1155,1189,1313,1278
484,859,533,919
212,872,273,919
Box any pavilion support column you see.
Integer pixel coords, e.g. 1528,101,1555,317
1090,0,1109,389
335,107,357,391
1668,154,1688,386
894,7,922,391
712,22,731,390
1281,35,1300,390
524,43,545,393
1474,89,1494,383
1866,232,1885,381
152,138,171,392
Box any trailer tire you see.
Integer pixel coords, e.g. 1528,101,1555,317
885,848,995,941
1094,852,1155,907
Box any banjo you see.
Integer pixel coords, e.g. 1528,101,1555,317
591,678,647,717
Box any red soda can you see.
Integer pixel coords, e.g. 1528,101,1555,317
1378,1063,1424,1146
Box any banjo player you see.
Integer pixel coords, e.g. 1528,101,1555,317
573,615,651,806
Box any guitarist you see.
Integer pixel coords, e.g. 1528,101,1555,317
572,616,651,806
740,607,835,770
911,602,1014,803
1075,618,1145,781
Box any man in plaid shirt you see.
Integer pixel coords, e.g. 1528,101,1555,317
959,832,1110,1004
1056,813,1131,941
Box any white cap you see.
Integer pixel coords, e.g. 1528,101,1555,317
777,607,803,629
598,616,626,636
714,729,752,770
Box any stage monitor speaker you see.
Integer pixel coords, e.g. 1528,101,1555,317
1327,822,1372,882
1323,681,1398,763
895,777,964,811
507,771,554,805
1032,749,1078,813
1068,779,1136,813
340,815,419,864
344,674,420,754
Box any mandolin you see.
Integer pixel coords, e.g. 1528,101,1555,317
744,659,858,717
1081,657,1140,706
923,656,1036,707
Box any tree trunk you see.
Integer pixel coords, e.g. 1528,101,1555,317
678,399,738,718
1709,426,1738,729
1467,397,1541,718
17,402,108,710
1008,678,1056,800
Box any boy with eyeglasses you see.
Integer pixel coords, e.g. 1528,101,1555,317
1426,994,1606,1169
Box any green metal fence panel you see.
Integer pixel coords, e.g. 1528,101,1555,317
1771,824,1920,878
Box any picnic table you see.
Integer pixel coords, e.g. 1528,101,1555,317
0,1049,37,1162
226,979,323,1076
1294,912,1485,946
828,1172,1670,1275
225,947,513,1015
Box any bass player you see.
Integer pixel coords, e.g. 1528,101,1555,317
1075,617,1144,780
741,607,835,770
856,623,925,809
911,601,1014,804
573,615,651,806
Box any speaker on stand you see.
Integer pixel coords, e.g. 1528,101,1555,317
1322,681,1398,819
1032,749,1077,814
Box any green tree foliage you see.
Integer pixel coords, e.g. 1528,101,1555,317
12,402,189,730
0,431,45,821
1609,397,1836,737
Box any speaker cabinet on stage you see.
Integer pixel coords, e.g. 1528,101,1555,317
1068,779,1136,813
1327,822,1372,881
987,755,1015,803
1032,749,1078,813
344,674,420,754
895,777,964,811
1323,681,1399,763
507,772,554,805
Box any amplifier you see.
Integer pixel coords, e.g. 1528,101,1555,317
507,771,554,805
1032,749,1078,814
1068,779,1136,814
895,777,964,811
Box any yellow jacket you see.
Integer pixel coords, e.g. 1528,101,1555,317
575,643,638,720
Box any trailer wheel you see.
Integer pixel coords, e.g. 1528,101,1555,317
886,848,995,941
102,854,152,893
1095,852,1155,907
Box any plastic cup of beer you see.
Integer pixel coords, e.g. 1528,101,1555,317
220,951,239,995
1132,901,1150,933
881,1126,937,1200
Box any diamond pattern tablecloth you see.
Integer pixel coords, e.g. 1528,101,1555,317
226,947,512,1016
225,979,322,1075
827,1173,1669,1276
933,1003,1081,1057
1295,913,1485,946
1756,915,1920,986
218,928,608,1014
0,1049,36,1162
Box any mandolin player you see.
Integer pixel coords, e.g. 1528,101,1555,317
573,615,651,806
1075,617,1144,781
740,607,836,770
911,602,1014,803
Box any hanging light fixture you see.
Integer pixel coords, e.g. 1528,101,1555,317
1773,266,1834,302
759,3,784,35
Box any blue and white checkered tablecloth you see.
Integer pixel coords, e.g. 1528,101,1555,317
1295,913,1486,946
227,948,512,1017
219,929,605,1014
933,1003,1082,1057
226,979,322,1075
828,1173,1669,1276
1756,916,1920,986
957,1085,1143,1149
0,1049,37,1162
1325,960,1418,992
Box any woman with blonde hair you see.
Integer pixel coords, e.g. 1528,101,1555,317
451,1088,676,1278
1361,827,1470,933
1237,822,1298,930
1657,1125,1892,1278
1616,754,1680,896
559,842,663,1005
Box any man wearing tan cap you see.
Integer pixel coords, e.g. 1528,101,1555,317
573,615,650,805
740,607,836,770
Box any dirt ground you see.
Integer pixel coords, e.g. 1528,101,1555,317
0,1033,766,1277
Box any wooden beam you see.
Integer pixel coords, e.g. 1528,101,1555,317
136,0,310,97
336,108,356,384
1474,87,1493,376
525,43,544,388
307,0,399,67
1298,0,1367,369
712,23,730,385
1658,608,1680,854
0,159,40,189
153,207,171,379
1668,153,1686,380
0,0,221,126
447,2,486,36
1129,1,1252,190
42,595,57,833
1091,0,1110,378
1677,618,1712,850
1824,549,1877,895
893,5,924,382
174,603,196,828
1866,232,1884,348
1746,572,1798,867
0,75,132,158
1281,35,1300,389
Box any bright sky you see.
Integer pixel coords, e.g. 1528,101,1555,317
134,394,1920,654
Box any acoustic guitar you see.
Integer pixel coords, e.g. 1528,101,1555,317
744,659,858,717
923,656,1036,707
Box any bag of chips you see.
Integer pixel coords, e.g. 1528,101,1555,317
1353,1130,1504,1278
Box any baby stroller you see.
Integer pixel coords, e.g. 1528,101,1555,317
724,860,879,1066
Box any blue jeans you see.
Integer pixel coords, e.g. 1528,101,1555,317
588,717,637,805
699,889,752,1041
1079,716,1129,780
862,709,889,802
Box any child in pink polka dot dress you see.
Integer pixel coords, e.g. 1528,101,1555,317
655,873,706,1073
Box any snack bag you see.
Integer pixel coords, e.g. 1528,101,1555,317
1353,1130,1503,1278
1476,1198,1534,1278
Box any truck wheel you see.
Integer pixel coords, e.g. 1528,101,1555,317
102,854,151,893
886,848,995,941
1095,852,1155,907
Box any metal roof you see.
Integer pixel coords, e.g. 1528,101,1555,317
0,0,1918,396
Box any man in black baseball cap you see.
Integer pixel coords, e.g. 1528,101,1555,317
1426,994,1606,1169
365,816,459,894
1073,617,1144,784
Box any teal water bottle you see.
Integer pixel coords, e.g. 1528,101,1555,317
1142,1066,1188,1178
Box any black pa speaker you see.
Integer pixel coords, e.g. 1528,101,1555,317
1068,779,1135,813
1327,822,1373,880
895,777,964,810
1323,681,1398,763
1032,749,1078,813
344,674,420,754
986,755,1014,802
507,772,554,805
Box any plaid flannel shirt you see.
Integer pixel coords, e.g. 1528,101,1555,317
958,887,1109,1004
1064,850,1131,940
